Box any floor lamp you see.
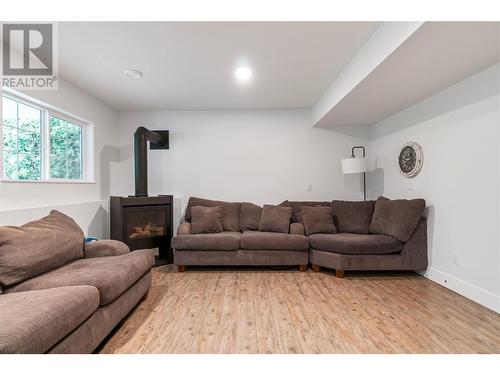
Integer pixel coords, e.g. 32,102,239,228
342,146,369,201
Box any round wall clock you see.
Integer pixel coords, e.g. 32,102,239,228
398,142,423,178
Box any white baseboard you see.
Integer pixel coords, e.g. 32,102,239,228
420,267,500,313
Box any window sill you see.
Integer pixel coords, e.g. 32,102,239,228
0,179,96,185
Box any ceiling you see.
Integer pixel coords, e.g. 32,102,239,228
58,22,380,110
315,22,500,128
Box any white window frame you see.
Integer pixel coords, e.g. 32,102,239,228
0,88,95,184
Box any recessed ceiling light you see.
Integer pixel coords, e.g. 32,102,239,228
124,69,143,79
234,66,253,83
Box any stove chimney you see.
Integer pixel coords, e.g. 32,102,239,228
134,127,169,197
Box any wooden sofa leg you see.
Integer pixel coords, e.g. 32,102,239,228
312,264,320,272
178,265,186,272
299,264,307,272
142,291,149,301
335,269,344,278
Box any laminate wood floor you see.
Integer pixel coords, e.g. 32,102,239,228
100,266,500,354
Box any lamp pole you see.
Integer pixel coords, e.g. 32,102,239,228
351,146,366,202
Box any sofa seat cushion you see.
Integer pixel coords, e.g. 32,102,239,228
172,232,241,251
309,233,402,255
241,231,309,251
6,249,154,306
0,286,99,353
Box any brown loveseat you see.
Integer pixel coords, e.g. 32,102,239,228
0,210,154,354
172,197,427,276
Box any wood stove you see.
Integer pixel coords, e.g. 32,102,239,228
110,127,172,265
110,195,173,264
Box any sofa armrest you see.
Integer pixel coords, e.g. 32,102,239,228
177,222,191,235
83,240,130,258
401,217,428,270
290,223,305,236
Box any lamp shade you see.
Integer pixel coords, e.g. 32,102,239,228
341,157,369,174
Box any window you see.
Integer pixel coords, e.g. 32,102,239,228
1,91,92,182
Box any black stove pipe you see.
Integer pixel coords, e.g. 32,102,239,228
134,127,167,197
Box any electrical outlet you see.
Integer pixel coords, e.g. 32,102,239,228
452,252,460,265
305,183,312,191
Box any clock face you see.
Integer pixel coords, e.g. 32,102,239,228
399,142,423,177
399,146,416,173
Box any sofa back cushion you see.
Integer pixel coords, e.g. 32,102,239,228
0,210,84,288
302,206,337,236
280,201,331,223
259,205,292,233
185,197,241,232
240,202,263,232
331,200,375,234
370,196,426,242
190,206,224,234
278,200,290,207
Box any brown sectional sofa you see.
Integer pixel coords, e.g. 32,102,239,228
173,197,428,276
0,211,154,354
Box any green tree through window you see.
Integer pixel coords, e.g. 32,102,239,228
2,97,42,180
50,116,83,179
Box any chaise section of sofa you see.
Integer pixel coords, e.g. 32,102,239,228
310,198,428,277
0,210,154,354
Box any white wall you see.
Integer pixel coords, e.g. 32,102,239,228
0,200,110,238
369,63,500,312
113,109,369,213
0,78,119,237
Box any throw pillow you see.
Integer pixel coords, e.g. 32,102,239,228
0,210,85,288
302,206,337,235
190,206,224,234
240,202,263,231
370,196,426,242
331,200,375,234
258,205,292,233
185,197,241,232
